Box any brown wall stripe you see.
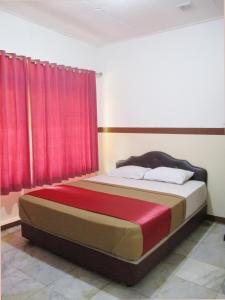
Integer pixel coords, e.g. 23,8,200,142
98,127,225,135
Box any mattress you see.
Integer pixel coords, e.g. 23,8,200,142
19,175,207,261
87,175,207,219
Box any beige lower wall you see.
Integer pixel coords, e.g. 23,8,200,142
0,174,96,226
1,190,24,226
98,133,225,218
1,133,224,225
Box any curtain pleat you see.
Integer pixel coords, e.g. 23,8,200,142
29,62,98,187
0,51,98,194
0,51,31,194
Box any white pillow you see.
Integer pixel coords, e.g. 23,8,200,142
108,166,151,180
144,167,194,184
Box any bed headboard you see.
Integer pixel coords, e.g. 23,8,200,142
116,151,207,183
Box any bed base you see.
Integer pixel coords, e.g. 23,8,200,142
21,205,206,286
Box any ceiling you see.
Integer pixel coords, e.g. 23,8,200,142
0,0,223,46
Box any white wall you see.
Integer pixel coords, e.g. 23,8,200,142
98,19,224,128
97,19,225,219
0,12,224,224
0,11,99,226
0,10,99,70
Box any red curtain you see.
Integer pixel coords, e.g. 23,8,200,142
0,51,98,195
28,61,98,186
0,51,31,194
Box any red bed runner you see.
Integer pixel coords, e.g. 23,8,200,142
28,185,171,254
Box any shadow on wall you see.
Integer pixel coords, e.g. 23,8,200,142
1,190,24,224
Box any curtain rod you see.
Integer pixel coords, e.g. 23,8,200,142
2,51,103,77
96,72,103,77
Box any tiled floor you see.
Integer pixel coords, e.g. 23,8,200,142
1,221,225,300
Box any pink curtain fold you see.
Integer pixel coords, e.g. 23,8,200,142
0,51,31,195
29,62,98,187
1,50,98,194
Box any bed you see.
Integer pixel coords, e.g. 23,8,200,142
19,151,207,286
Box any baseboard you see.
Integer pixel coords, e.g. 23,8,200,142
206,214,225,224
1,220,21,231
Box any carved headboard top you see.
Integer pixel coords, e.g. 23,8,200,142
116,151,207,183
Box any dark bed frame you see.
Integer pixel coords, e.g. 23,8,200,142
21,151,207,286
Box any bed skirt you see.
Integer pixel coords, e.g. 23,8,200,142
21,205,206,286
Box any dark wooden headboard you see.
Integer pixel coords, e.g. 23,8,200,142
116,151,207,183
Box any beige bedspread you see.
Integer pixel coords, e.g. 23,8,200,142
19,180,185,261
